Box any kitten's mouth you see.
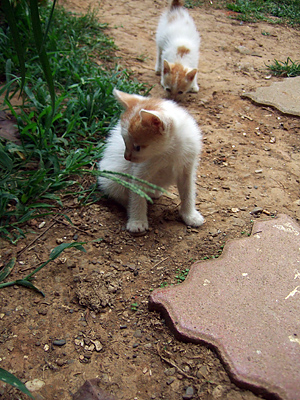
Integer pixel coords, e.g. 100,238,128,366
124,155,143,163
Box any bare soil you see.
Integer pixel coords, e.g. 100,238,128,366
1,1,300,399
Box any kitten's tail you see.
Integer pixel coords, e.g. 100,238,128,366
169,0,184,10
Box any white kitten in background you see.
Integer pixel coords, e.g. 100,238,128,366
155,0,201,99
98,89,204,233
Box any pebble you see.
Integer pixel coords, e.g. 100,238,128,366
250,207,263,215
44,344,49,352
212,384,226,398
25,379,45,392
134,329,142,338
183,386,194,399
164,367,176,376
91,340,103,352
53,339,66,346
167,377,175,385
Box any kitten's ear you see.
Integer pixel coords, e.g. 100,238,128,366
186,68,197,82
140,109,165,133
163,60,171,75
113,88,142,109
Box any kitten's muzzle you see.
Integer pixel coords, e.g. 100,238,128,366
124,150,132,161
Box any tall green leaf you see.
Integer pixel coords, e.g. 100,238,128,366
1,0,26,93
0,367,34,399
28,0,56,119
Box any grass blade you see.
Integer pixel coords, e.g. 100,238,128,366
1,0,26,93
15,279,45,296
25,242,86,280
0,258,16,282
29,0,56,117
0,367,34,399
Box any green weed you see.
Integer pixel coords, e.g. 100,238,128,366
0,242,86,295
175,268,190,283
0,367,34,398
266,57,300,77
185,0,203,8
0,3,153,242
226,0,300,26
130,302,139,311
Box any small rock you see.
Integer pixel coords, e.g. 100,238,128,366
183,386,194,399
166,377,175,385
91,340,103,352
75,338,84,347
56,358,65,367
25,379,45,392
250,207,263,215
164,367,176,376
38,222,46,229
38,307,48,315
212,384,226,399
44,344,49,352
134,329,142,338
56,238,64,244
53,339,66,346
255,169,263,174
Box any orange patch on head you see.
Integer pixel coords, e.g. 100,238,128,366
162,63,196,96
177,46,190,58
170,63,188,84
122,98,163,145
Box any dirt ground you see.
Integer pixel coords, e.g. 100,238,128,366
1,1,300,399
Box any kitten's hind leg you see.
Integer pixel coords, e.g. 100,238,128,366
177,167,205,227
155,47,163,75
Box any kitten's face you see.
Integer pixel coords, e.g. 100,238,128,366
162,60,197,99
113,89,166,163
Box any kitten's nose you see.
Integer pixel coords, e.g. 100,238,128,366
124,151,132,161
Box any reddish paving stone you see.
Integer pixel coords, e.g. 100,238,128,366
149,214,300,400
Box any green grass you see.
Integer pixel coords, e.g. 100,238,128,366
266,57,300,77
226,0,300,26
0,2,152,243
185,0,203,8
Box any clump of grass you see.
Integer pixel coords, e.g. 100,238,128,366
185,0,203,8
266,57,300,77
175,268,190,283
0,3,152,243
226,0,300,26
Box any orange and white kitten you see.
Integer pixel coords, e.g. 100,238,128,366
98,89,204,233
155,0,200,99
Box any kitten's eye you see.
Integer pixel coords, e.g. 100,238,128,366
178,91,183,95
134,145,141,152
166,88,171,93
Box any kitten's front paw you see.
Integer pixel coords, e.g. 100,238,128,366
180,210,205,227
127,220,149,233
